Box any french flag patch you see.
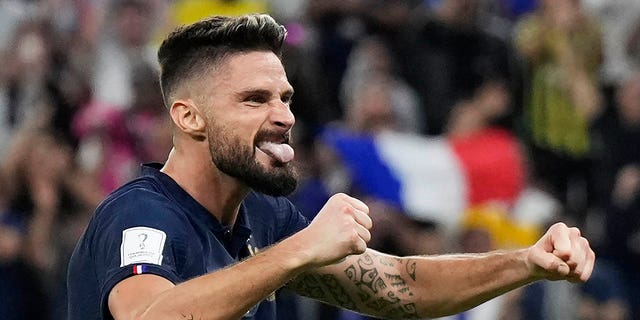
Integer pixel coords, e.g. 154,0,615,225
133,265,147,275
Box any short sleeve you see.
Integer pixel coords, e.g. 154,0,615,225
90,188,188,316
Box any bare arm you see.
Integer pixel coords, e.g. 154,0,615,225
109,235,312,320
108,193,373,320
289,223,595,319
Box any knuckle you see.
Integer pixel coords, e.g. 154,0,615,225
569,227,581,237
553,222,568,230
579,237,590,247
555,246,571,255
351,240,364,253
342,205,353,215
556,251,572,262
349,230,360,243
330,193,345,202
336,193,349,200
363,229,371,242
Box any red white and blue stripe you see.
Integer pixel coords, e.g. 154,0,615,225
132,265,147,275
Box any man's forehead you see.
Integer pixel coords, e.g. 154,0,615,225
184,51,292,103
215,51,289,84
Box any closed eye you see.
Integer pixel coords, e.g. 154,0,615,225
238,88,294,107
244,94,268,105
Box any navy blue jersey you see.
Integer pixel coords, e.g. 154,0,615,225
67,163,310,319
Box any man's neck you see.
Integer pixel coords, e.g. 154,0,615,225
161,147,249,227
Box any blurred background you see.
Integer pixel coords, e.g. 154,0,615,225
0,0,639,319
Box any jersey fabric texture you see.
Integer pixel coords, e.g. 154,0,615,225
67,163,310,319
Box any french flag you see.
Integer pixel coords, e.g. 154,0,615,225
320,127,525,232
133,265,147,275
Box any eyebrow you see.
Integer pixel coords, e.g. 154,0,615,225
236,88,295,99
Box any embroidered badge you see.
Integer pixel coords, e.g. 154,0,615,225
120,226,166,267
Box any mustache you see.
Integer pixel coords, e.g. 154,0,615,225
254,130,291,144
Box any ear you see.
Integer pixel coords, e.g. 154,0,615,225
169,99,207,139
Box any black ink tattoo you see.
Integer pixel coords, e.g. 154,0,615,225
364,291,401,311
383,302,420,319
345,265,370,301
320,274,358,310
406,259,417,281
288,274,327,300
345,253,388,300
292,253,421,319
379,256,396,267
384,273,413,296
384,273,407,288
349,253,420,317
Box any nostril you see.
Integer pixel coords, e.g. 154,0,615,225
270,102,295,129
274,120,292,129
273,113,295,129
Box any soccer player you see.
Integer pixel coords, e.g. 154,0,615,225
67,14,595,320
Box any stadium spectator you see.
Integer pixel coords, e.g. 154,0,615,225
0,19,57,155
305,0,417,121
73,62,171,193
585,0,640,103
392,0,515,135
514,0,603,223
91,0,157,110
340,37,422,134
593,73,640,318
0,128,101,318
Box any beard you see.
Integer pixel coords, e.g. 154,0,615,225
207,124,298,196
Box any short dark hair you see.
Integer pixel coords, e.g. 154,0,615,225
157,14,287,108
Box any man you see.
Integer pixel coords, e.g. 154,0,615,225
67,14,595,320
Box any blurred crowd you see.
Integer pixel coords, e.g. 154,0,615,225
1,0,639,319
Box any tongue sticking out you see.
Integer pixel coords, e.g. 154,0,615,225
258,142,295,163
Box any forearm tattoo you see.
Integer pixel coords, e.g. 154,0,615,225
288,253,420,319
320,273,358,310
289,272,327,300
406,259,417,281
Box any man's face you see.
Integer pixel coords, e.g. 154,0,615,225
201,51,298,196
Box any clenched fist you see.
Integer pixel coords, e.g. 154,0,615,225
295,193,373,268
526,222,595,282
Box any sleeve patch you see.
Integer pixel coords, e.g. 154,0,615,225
120,227,166,267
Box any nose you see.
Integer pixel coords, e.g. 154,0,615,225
271,101,295,130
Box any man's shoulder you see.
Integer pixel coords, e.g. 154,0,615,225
103,175,164,202
93,176,176,220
